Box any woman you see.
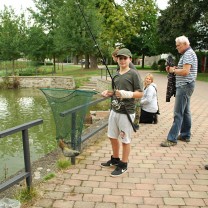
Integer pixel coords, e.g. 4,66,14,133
139,73,159,124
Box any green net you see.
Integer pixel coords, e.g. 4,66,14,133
40,88,97,150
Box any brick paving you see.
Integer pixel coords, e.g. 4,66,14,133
31,71,208,208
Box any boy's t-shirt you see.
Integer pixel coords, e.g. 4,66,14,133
111,69,143,114
116,62,143,90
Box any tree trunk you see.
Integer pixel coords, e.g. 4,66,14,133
73,55,79,65
12,60,15,75
53,54,56,74
90,55,98,69
142,54,145,69
85,54,90,69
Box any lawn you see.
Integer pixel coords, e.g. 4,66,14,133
0,61,207,83
156,71,208,82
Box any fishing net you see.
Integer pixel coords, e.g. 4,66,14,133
40,88,97,150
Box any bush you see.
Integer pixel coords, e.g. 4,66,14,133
0,76,20,89
19,68,35,76
159,61,166,71
158,59,166,65
151,61,158,70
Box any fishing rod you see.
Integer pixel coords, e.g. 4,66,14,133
76,1,137,132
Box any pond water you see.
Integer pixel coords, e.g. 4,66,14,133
0,88,57,182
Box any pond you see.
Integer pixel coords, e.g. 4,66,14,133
0,88,57,182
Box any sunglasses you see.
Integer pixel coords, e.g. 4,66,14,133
117,56,128,60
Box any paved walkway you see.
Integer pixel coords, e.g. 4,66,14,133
32,71,208,208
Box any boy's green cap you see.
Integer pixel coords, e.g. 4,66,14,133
116,48,132,57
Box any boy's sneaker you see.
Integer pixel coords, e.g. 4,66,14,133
177,135,190,142
100,155,120,167
110,161,127,177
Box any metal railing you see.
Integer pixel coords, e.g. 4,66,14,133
60,96,109,165
0,119,43,192
0,97,110,192
100,67,117,80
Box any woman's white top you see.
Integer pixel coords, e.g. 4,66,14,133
140,83,158,113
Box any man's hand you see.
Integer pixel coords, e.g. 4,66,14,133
169,66,176,73
166,55,176,73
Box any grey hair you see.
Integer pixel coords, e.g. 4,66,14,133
175,35,190,45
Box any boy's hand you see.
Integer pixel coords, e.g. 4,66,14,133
101,90,113,97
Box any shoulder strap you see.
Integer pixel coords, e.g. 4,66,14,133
152,85,160,114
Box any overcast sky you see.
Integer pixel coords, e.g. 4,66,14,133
0,0,169,14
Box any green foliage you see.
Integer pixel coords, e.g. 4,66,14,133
90,99,111,111
18,68,35,76
43,173,56,181
158,61,166,72
123,0,159,57
30,0,66,73
56,158,71,170
55,0,102,56
1,0,208,71
0,76,20,89
15,187,37,203
156,70,208,83
158,59,166,65
74,77,90,89
197,73,208,82
151,61,158,70
24,26,48,62
157,0,208,53
0,7,25,74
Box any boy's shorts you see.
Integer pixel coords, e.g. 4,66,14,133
107,110,135,144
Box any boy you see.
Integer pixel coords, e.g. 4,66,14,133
101,48,143,177
112,48,143,129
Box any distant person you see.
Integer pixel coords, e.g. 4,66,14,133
139,73,159,124
161,35,198,147
101,48,143,177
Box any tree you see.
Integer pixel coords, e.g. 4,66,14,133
29,0,65,73
55,0,104,69
121,0,159,68
194,12,208,50
0,7,24,74
24,25,48,62
157,0,208,54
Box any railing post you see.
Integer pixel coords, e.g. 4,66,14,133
22,129,32,190
71,112,76,165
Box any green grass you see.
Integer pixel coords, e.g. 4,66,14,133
15,187,37,203
197,72,208,82
56,158,71,170
43,173,56,181
1,60,207,83
155,71,208,82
